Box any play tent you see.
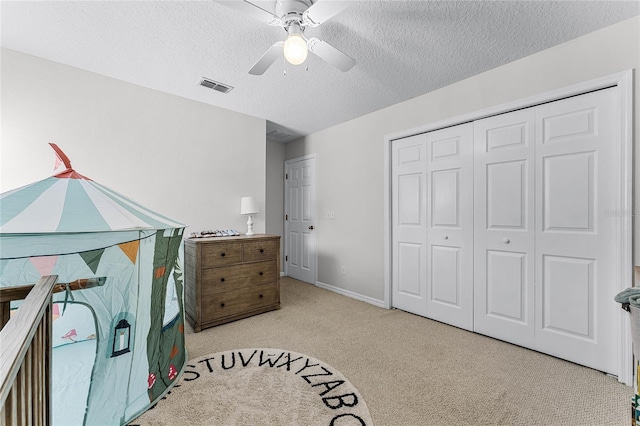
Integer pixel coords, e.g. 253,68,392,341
0,144,187,425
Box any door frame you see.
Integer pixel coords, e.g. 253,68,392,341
383,70,633,385
284,154,318,284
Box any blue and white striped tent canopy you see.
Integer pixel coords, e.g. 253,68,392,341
0,144,184,258
0,144,187,425
1,176,183,234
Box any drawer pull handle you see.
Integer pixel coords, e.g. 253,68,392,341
220,303,225,308
259,249,264,253
221,253,226,257
220,278,225,282
259,294,263,298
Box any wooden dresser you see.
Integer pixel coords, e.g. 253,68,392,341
184,234,281,332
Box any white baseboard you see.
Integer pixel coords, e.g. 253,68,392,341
280,272,285,277
315,281,386,308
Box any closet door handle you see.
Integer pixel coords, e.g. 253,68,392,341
503,238,511,244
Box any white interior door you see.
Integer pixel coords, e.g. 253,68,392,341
285,156,316,284
425,123,474,330
473,109,536,348
533,88,619,374
391,134,428,316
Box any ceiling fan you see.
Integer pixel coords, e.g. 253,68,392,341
219,0,356,75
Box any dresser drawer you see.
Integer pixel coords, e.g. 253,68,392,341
201,242,243,267
243,239,278,262
201,261,277,296
203,285,278,322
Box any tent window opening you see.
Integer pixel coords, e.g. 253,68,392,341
51,301,98,426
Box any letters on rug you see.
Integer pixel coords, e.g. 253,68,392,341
131,348,373,425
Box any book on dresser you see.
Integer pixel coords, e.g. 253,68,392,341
184,234,281,332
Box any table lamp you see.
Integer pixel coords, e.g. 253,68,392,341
240,197,258,236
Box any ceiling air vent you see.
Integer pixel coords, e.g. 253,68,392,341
267,129,292,141
199,77,233,94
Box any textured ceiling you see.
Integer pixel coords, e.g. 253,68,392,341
2,1,639,142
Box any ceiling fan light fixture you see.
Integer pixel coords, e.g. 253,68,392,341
283,23,308,65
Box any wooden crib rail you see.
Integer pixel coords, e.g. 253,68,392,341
0,275,58,426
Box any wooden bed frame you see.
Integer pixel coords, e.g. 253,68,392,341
0,275,57,425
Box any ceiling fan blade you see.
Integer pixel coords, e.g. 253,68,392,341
217,1,280,25
307,37,355,72
303,1,349,26
249,41,284,75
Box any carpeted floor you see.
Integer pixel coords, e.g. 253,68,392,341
184,277,632,425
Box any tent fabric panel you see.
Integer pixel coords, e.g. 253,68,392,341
52,339,96,426
0,230,154,261
57,179,111,232
81,180,158,231
0,257,40,288
123,236,155,422
0,177,58,226
0,250,94,289
79,241,143,426
1,176,184,235
0,179,68,233
90,180,185,229
145,229,186,403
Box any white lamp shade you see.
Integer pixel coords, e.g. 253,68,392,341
240,197,258,215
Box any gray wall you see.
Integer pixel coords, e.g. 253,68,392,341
1,48,266,235
286,16,640,301
265,139,285,272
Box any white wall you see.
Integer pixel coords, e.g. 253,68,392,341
1,48,266,235
286,16,640,301
265,139,285,271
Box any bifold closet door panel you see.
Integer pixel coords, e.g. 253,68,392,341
473,109,536,348
391,134,428,316
425,123,474,331
533,88,619,375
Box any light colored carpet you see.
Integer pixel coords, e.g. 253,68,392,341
132,348,372,425
180,278,631,425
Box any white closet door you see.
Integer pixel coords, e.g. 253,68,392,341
534,88,619,374
425,123,474,330
474,109,536,348
391,134,428,316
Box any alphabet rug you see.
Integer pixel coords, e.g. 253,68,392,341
131,348,373,426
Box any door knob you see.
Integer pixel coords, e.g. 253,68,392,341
308,225,314,230
443,235,449,240
503,238,511,244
